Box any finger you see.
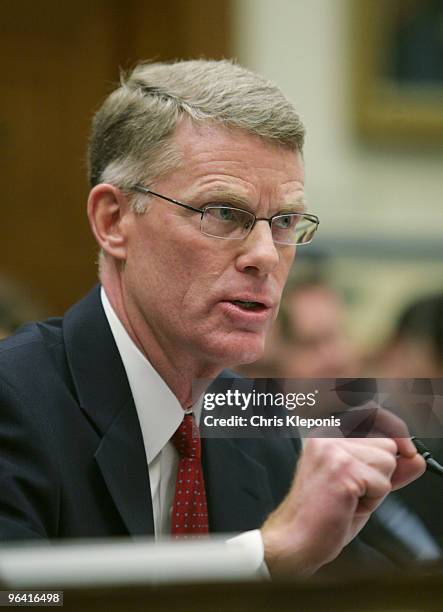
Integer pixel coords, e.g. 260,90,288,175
339,441,397,479
342,437,397,454
363,405,416,457
351,464,392,514
391,453,426,490
355,493,388,516
370,405,411,439
394,436,417,458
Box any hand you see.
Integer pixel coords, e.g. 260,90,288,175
261,410,425,578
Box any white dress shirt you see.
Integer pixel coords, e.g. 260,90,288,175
100,288,266,573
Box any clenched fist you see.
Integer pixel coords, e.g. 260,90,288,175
261,409,426,577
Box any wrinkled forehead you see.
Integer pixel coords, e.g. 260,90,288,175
154,119,305,207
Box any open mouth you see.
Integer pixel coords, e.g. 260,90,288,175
230,300,267,311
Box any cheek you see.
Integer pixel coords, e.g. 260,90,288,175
135,229,227,311
180,254,229,314
285,245,297,268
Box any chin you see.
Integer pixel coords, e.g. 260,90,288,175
202,331,266,369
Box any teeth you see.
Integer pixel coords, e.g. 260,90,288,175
233,300,260,309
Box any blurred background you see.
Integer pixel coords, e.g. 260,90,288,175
1,0,442,374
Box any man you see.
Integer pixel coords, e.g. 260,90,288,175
280,278,358,378
0,59,424,578
375,293,443,379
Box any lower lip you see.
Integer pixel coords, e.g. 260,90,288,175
218,301,272,327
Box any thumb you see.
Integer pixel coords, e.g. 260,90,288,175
391,453,426,490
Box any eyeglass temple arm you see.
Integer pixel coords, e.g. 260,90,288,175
132,185,203,215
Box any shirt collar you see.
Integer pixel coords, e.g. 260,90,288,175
100,287,202,463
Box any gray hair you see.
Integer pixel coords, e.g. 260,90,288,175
88,59,305,212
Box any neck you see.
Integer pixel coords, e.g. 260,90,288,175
101,266,222,407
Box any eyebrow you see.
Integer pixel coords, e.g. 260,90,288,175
204,189,308,214
281,195,307,213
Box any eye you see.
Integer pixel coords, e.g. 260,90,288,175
274,214,298,229
205,206,247,224
217,207,236,222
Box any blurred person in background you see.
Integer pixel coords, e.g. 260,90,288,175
278,275,359,379
0,276,45,339
366,292,443,550
240,268,360,379
372,292,443,379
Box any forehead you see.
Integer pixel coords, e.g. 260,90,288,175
154,119,305,206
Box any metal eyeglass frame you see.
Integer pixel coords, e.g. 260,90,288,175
131,184,319,245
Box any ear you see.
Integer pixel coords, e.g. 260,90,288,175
87,184,130,261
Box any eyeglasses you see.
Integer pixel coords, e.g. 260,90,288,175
131,184,319,246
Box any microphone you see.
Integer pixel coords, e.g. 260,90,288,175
411,437,443,478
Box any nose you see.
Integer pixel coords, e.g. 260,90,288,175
235,220,281,276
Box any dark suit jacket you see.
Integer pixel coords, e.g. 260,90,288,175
0,285,299,540
0,285,392,578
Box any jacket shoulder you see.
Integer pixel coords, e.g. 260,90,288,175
0,318,63,355
0,317,68,389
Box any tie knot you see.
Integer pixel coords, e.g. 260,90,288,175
172,413,201,459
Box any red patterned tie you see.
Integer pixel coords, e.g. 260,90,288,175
171,413,209,537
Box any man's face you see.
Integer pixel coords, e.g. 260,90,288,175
121,120,305,369
283,286,357,378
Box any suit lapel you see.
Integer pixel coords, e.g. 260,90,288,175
62,286,274,537
202,437,274,533
63,286,154,536
94,397,154,536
